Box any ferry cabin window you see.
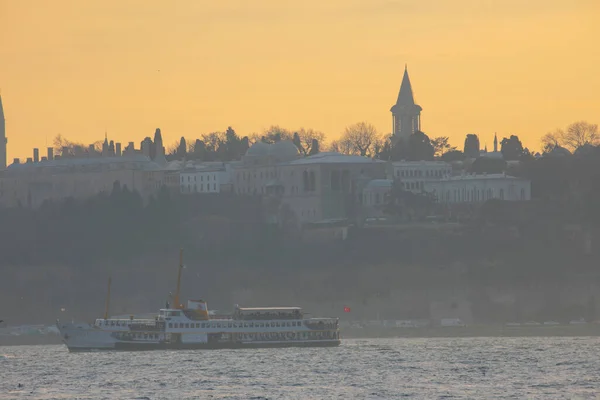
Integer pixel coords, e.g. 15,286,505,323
201,323,206,328
168,323,172,328
185,323,190,328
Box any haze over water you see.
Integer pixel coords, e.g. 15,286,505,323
2,338,600,399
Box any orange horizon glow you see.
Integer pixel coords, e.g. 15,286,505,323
1,0,599,160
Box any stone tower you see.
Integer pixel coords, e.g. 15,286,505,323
0,94,6,169
390,65,422,145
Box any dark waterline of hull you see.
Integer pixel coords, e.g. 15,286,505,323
66,340,341,352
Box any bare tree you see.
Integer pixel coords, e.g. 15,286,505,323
294,128,325,155
542,122,599,153
430,136,456,157
541,131,561,153
261,125,293,143
53,134,102,156
561,121,599,151
201,132,226,154
329,138,353,155
337,122,381,157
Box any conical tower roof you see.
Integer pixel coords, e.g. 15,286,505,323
395,65,415,106
0,94,4,121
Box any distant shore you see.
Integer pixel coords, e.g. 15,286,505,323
342,324,600,339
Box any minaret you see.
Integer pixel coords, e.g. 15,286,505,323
390,65,422,145
102,132,109,156
493,133,498,153
0,94,6,169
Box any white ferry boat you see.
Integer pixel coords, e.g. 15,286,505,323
57,251,340,352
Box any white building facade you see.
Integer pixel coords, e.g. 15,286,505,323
180,163,234,194
423,173,531,204
389,161,452,192
231,141,387,227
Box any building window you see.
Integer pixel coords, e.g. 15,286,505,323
499,189,505,200
213,183,216,190
520,188,525,200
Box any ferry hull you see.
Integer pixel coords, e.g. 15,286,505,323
66,340,341,352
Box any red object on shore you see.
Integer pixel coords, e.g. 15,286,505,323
343,306,351,313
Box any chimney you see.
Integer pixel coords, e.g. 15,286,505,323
13,158,20,165
47,147,54,161
62,146,69,157
41,156,47,161
33,148,39,163
26,157,33,163
116,142,122,157
89,144,95,153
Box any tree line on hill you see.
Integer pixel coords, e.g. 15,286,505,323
50,118,598,168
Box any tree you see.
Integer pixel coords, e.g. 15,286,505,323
177,137,187,159
336,122,381,157
559,121,599,152
541,131,560,154
542,121,600,153
190,139,206,161
53,134,102,156
440,150,465,162
292,132,302,152
407,131,435,161
294,128,325,156
463,134,480,158
308,139,320,156
500,135,524,160
470,157,506,174
431,136,456,157
261,126,293,143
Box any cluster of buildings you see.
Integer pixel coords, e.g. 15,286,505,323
0,67,531,227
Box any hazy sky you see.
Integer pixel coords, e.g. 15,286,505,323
1,0,599,160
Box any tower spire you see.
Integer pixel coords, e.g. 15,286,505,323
493,132,498,153
395,65,415,106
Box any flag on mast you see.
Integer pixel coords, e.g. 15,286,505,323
343,306,351,313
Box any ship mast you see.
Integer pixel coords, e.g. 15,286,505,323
103,276,112,320
173,248,184,309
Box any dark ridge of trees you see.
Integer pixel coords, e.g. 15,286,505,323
0,184,266,267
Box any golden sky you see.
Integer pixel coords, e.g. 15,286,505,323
1,0,599,160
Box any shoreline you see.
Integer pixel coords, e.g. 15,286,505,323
2,324,600,347
341,324,600,339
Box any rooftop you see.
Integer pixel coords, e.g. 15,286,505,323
5,154,163,173
288,152,386,165
439,173,527,181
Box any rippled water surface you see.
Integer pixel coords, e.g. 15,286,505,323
2,338,600,399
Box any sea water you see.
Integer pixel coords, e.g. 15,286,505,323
1,337,599,399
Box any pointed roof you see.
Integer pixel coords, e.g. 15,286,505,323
395,65,415,106
0,94,4,121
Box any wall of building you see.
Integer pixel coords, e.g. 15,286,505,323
424,174,531,203
389,161,452,193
